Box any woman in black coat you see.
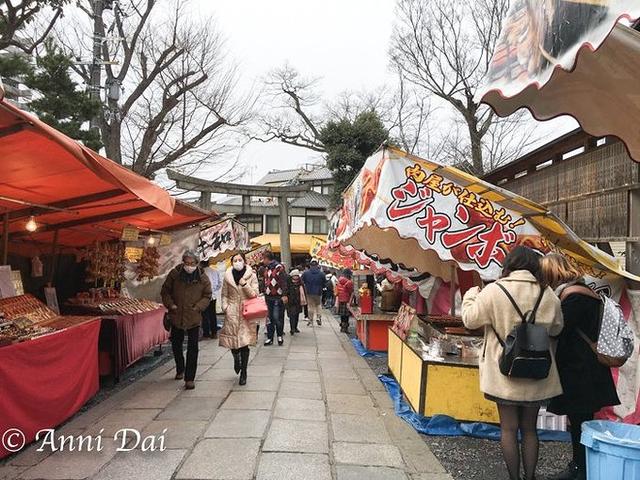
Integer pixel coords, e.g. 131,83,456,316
542,254,620,480
286,269,306,335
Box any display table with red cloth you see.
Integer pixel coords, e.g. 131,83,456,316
98,307,168,380
350,306,397,352
0,319,101,458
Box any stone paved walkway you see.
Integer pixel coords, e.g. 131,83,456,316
1,312,452,480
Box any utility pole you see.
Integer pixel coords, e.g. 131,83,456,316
89,0,104,130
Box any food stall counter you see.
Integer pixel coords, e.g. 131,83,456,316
388,327,498,423
350,305,396,352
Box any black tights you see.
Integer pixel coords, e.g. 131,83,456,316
497,404,540,480
568,412,593,473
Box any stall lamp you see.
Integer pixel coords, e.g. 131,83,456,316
146,236,156,246
25,216,38,232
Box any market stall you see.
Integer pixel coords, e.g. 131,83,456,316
64,293,166,380
0,295,101,458
0,96,212,457
330,145,640,425
310,236,398,351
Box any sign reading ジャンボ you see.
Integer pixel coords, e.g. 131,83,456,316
332,146,633,282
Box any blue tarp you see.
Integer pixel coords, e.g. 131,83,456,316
351,338,387,358
378,374,571,442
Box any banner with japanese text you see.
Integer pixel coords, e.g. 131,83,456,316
331,146,638,283
199,219,250,262
309,236,358,271
245,244,272,267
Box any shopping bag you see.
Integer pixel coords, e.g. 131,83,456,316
242,295,268,321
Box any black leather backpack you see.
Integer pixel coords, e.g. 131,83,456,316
491,284,552,380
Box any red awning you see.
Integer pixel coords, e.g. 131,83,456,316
0,99,213,249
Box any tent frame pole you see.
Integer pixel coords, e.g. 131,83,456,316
2,213,8,265
449,265,456,317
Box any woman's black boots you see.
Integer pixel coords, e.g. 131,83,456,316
232,349,241,374
239,347,249,385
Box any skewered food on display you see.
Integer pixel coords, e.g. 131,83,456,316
85,242,126,284
0,295,98,347
137,247,160,280
97,298,162,315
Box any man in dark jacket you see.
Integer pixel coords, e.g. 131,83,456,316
302,260,326,327
161,250,212,390
262,251,288,346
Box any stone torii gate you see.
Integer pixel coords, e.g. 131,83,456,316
167,170,311,269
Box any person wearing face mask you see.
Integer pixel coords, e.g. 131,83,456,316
286,269,306,335
161,250,212,390
219,253,260,385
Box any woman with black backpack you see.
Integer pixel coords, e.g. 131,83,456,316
541,253,620,480
462,246,564,480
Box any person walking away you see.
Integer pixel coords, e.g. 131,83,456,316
262,251,288,346
201,259,221,339
286,269,306,335
302,260,326,326
461,246,563,480
541,253,620,480
219,253,260,386
324,269,337,309
336,269,354,333
161,250,212,390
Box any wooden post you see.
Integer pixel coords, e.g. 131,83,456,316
278,196,292,270
47,230,59,285
628,189,640,288
449,265,457,317
2,213,8,265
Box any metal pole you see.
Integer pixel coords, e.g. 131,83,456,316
278,196,292,269
2,213,8,265
48,230,59,285
449,264,456,317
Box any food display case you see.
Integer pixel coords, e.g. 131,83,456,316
386,306,498,423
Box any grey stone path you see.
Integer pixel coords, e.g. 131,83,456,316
1,312,452,480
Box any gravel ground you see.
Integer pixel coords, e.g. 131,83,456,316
345,320,572,480
423,435,571,480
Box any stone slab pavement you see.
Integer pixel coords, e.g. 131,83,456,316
1,311,453,480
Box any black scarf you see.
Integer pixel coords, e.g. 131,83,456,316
232,267,247,285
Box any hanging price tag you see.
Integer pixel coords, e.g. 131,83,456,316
121,226,140,241
124,247,144,263
159,234,172,246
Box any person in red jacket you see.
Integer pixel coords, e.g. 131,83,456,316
335,269,354,333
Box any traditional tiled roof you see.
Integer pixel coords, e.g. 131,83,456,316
257,165,333,185
217,191,330,210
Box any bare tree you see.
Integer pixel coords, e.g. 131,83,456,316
391,0,531,174
0,0,66,53
392,70,435,156
259,64,325,152
59,0,251,178
258,63,435,157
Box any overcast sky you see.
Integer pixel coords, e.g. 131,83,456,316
189,0,396,184
184,0,575,189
